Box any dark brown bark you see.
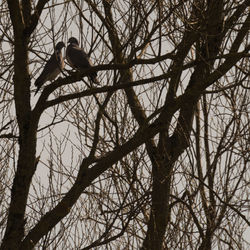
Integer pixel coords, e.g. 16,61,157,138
0,1,249,249
0,1,45,249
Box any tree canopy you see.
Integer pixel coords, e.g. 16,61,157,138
0,0,249,249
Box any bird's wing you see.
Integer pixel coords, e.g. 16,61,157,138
35,54,58,86
66,45,92,70
35,50,64,87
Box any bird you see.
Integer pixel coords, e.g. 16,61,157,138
66,37,98,84
34,41,65,95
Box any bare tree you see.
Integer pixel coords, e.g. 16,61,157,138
0,0,249,249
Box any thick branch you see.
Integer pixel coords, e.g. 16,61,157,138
24,0,49,36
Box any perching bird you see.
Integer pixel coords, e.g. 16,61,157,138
34,41,65,95
66,37,98,84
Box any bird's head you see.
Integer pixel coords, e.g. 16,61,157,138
56,42,66,50
68,37,79,45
